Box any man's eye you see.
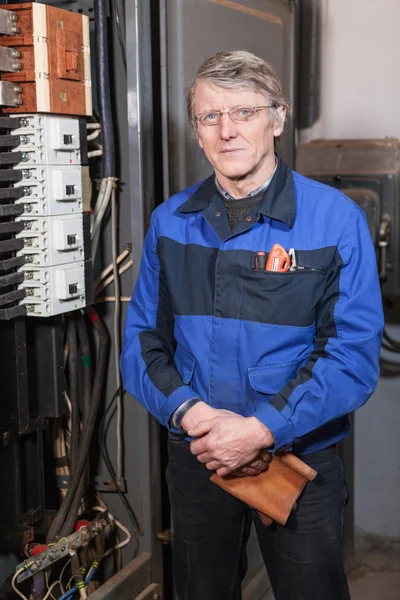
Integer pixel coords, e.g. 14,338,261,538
238,108,252,117
205,112,218,121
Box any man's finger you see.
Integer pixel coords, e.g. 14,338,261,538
249,458,269,472
204,461,222,471
259,449,272,463
216,466,231,476
195,451,213,464
187,418,217,439
236,466,260,476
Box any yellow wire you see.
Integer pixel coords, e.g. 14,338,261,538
45,571,57,600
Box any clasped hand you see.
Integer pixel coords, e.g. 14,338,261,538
180,402,274,477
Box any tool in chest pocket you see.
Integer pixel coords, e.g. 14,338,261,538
254,244,297,272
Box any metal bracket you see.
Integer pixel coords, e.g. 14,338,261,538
0,46,21,72
0,8,18,36
0,81,22,107
93,475,127,493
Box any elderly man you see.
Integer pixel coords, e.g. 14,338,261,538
121,50,383,600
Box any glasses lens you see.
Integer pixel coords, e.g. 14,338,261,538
230,107,256,122
199,112,221,126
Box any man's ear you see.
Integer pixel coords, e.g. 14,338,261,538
273,107,287,138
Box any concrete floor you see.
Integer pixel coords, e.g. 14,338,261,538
254,534,400,600
348,536,400,600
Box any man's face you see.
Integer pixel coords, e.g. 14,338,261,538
193,81,285,182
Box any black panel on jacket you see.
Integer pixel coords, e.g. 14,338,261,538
157,237,338,328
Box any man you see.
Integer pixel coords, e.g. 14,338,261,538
121,50,383,599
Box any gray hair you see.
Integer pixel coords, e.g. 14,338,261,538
186,50,291,128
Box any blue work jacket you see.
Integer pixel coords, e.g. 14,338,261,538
121,158,384,455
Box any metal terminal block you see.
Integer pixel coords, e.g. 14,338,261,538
0,47,21,72
15,511,109,580
0,9,18,36
0,82,22,107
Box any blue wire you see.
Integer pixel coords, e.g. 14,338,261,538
58,567,96,600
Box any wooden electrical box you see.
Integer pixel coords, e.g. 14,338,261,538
0,2,91,116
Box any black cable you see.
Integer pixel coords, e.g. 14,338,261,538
99,387,140,555
383,328,400,352
110,0,127,74
67,318,79,478
48,309,109,542
94,0,115,178
77,314,92,425
382,339,400,354
59,315,93,538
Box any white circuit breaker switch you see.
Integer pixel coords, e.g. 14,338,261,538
50,119,80,151
19,262,86,317
55,264,84,300
16,214,84,266
13,166,83,216
53,217,82,251
10,114,81,165
52,168,82,201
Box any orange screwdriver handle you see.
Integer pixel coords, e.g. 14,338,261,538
266,244,290,272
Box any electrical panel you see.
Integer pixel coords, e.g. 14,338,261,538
296,139,400,297
0,3,91,115
0,4,93,319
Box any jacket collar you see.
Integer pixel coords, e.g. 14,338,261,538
177,156,296,228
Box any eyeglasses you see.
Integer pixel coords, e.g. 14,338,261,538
195,105,275,127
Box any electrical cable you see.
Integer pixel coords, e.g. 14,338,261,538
11,568,29,600
67,318,79,479
95,296,131,303
92,178,113,239
110,0,127,73
87,123,101,130
94,0,115,178
87,129,101,142
92,506,132,557
47,309,108,542
91,178,114,260
99,387,140,555
45,571,59,600
88,150,103,158
111,187,123,481
382,327,400,353
94,248,130,289
58,564,97,600
95,259,133,297
59,559,72,594
59,314,94,537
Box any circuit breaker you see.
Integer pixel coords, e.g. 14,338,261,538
0,4,93,319
0,2,91,115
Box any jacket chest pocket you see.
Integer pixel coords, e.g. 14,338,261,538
240,268,326,327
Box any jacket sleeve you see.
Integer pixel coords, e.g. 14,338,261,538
120,218,199,428
253,207,384,451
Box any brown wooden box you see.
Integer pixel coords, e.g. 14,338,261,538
0,2,91,116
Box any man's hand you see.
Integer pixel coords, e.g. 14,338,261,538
188,415,274,476
180,401,235,432
232,449,272,477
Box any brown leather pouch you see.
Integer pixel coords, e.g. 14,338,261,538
211,452,317,526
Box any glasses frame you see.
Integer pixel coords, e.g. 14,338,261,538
195,105,275,127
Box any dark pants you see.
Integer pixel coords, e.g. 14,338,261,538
166,434,350,600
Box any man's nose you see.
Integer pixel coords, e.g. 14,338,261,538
219,113,238,140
